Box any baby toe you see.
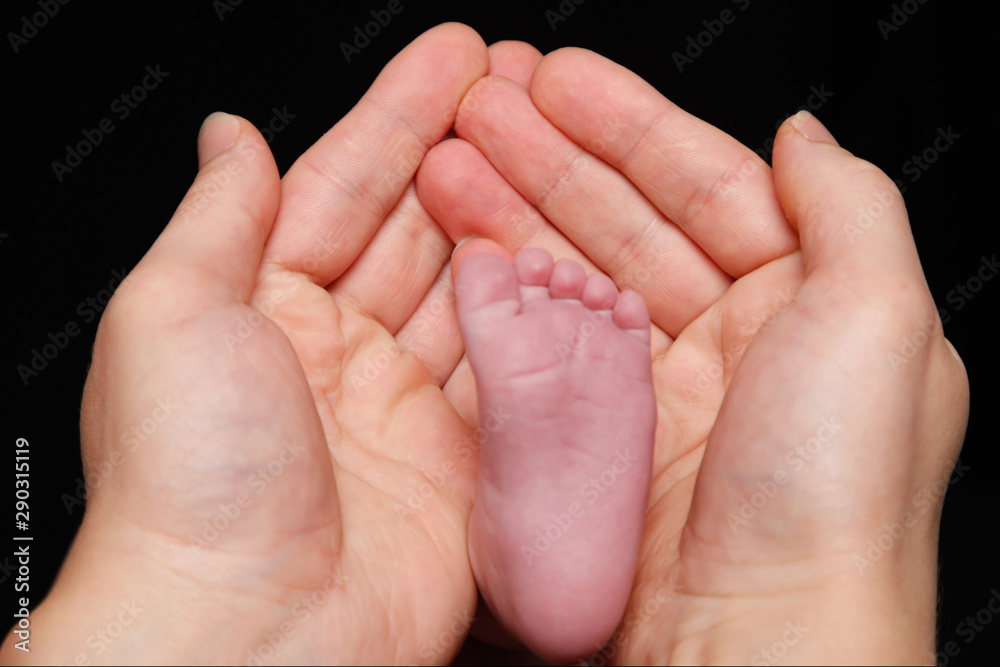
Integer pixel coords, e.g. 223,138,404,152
549,259,587,300
582,273,618,311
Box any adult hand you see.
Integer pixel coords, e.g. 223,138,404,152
2,23,490,665
418,48,969,663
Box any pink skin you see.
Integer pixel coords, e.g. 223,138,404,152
455,248,656,663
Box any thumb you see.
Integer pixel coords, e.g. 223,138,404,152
773,110,925,294
771,109,967,473
139,112,280,311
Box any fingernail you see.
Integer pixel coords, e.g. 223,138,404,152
790,110,839,146
198,112,241,163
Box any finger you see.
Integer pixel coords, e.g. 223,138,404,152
487,40,544,89
417,138,600,272
451,77,730,336
262,22,489,285
394,260,466,387
142,112,279,308
330,183,453,333
395,237,511,390
420,140,674,355
773,111,927,293
530,48,798,278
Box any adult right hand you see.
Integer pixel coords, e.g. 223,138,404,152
421,46,970,664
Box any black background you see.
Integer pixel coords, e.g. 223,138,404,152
2,0,994,664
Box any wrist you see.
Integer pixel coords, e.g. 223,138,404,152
664,547,939,665
0,522,266,665
680,581,933,665
617,524,940,666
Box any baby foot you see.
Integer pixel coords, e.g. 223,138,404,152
456,248,656,663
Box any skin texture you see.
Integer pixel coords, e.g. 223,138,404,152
1,29,968,666
456,249,655,663
2,24,491,665
420,48,970,664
